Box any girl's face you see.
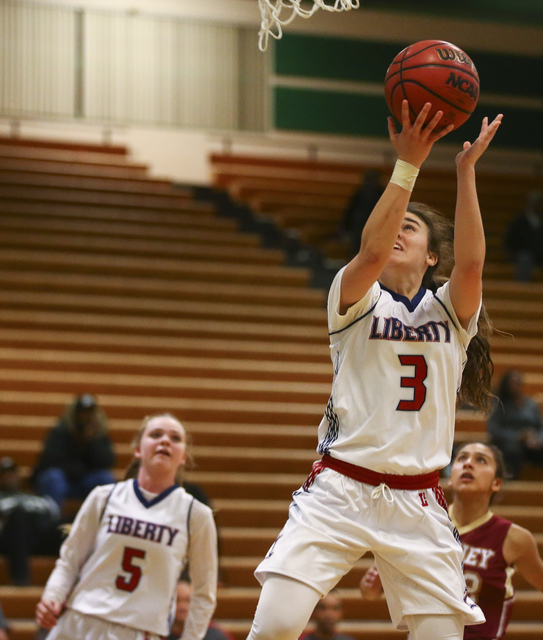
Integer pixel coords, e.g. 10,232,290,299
448,443,502,496
386,213,437,274
134,416,187,476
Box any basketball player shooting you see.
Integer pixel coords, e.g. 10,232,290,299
245,101,503,640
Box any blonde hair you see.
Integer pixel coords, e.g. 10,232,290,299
124,413,194,485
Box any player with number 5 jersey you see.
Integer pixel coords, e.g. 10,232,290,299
36,414,218,640
247,102,503,640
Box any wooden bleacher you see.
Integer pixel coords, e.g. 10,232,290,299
0,139,542,640
210,152,543,275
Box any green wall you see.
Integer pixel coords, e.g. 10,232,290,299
273,34,543,151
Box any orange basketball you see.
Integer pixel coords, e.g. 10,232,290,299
384,40,480,131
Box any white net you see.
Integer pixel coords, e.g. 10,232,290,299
257,0,360,51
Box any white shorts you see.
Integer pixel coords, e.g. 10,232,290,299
45,609,161,640
255,467,484,631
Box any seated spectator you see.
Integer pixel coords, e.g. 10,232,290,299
0,602,8,640
299,591,355,640
168,580,234,640
341,170,384,258
504,190,543,281
32,394,116,510
0,457,61,586
488,369,543,479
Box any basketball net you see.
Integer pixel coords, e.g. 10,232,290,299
257,0,359,51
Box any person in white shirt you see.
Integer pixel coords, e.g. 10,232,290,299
246,101,502,640
35,413,218,640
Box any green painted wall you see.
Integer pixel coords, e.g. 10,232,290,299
358,1,543,28
273,33,543,151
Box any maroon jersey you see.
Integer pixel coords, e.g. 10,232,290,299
456,512,514,640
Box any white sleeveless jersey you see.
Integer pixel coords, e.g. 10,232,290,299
43,480,217,638
318,268,480,475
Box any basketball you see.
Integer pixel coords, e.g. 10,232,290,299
384,40,480,131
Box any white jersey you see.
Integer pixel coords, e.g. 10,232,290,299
43,480,217,638
318,268,480,474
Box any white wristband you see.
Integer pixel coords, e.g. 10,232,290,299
390,159,419,192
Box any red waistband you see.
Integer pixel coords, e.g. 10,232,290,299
320,454,440,490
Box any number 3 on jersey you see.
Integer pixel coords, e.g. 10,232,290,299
397,355,427,411
116,546,146,592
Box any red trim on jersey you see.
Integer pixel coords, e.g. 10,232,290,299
431,484,449,512
307,454,440,490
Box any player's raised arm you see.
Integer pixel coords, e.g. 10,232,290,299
340,100,453,314
449,114,502,328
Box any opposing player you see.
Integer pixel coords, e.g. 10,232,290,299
246,100,503,640
35,414,218,640
361,442,543,639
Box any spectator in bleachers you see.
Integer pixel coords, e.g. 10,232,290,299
0,457,61,586
0,602,8,640
299,591,354,640
488,369,543,479
167,580,233,640
504,189,543,282
32,394,116,510
341,169,384,258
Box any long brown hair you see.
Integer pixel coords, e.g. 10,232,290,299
407,202,494,412
124,413,194,485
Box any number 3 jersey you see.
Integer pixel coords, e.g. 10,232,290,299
320,268,480,475
42,479,218,638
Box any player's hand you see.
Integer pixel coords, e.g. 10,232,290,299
455,114,503,170
388,100,454,169
359,565,384,600
35,599,63,629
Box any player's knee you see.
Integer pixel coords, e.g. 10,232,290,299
247,617,301,640
405,613,464,640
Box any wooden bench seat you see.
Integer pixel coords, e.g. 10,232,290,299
5,584,541,625
221,620,543,640
0,200,218,224
0,555,376,591
0,310,325,343
0,185,194,210
0,138,133,165
0,440,319,475
0,289,326,325
0,156,149,179
0,389,326,425
0,168,183,195
0,270,326,309
0,211,236,242
0,249,311,286
0,417,320,448
212,499,543,533
0,365,331,402
0,230,282,265
490,335,543,355
0,328,330,361
0,347,332,383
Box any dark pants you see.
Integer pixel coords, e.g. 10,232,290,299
35,467,116,509
0,505,61,585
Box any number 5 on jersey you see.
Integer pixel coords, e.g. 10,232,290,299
116,546,146,592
